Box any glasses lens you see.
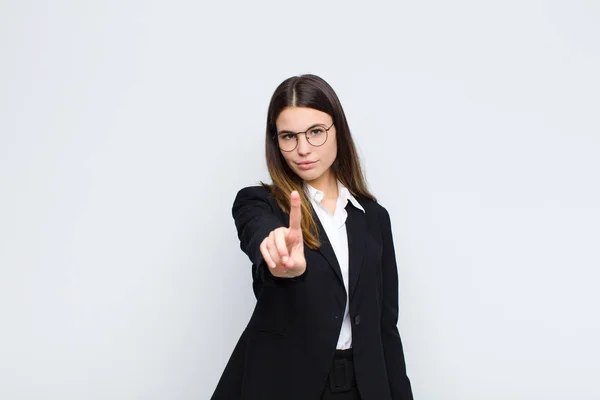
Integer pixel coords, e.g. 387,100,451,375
278,133,297,152
306,125,327,147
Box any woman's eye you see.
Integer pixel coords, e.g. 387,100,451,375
282,134,295,140
310,128,324,136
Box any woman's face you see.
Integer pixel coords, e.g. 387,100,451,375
275,106,337,185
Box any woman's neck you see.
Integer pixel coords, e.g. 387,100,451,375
306,172,338,200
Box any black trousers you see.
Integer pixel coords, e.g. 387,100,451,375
320,348,362,400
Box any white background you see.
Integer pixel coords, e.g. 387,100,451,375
1,1,599,399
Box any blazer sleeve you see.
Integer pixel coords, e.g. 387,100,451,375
232,186,306,291
379,205,414,399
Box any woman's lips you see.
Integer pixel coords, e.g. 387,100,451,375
296,161,317,170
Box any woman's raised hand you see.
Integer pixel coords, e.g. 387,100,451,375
259,190,306,278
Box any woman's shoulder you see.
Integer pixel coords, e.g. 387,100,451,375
235,184,272,198
356,196,393,225
233,183,278,212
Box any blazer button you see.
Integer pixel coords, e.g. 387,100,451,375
354,315,361,325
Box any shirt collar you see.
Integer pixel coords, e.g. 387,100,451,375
304,180,365,213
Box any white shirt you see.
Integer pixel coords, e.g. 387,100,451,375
304,180,365,350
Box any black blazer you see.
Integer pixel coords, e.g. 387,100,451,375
212,186,413,400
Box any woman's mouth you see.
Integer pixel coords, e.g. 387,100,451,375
296,161,317,170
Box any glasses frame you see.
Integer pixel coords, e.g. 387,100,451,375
273,122,335,152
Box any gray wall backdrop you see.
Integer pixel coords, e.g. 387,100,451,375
1,0,599,399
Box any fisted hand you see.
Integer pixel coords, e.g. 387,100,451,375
259,190,306,278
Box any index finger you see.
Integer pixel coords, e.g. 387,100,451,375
288,190,302,232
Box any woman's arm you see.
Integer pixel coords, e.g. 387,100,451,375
232,186,306,292
379,206,414,399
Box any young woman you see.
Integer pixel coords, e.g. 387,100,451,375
211,74,413,400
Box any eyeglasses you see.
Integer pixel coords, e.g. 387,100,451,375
274,122,334,152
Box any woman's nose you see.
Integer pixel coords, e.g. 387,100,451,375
296,134,311,155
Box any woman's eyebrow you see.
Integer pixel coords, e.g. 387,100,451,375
278,123,325,134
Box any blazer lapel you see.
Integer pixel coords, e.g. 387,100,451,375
310,200,368,297
346,202,367,301
310,206,345,287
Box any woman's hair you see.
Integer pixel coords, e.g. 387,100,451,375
261,74,376,249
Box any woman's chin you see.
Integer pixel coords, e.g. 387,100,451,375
295,169,319,180
298,171,322,182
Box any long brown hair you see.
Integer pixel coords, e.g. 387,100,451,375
261,74,376,249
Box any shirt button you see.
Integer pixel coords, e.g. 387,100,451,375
354,315,361,325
